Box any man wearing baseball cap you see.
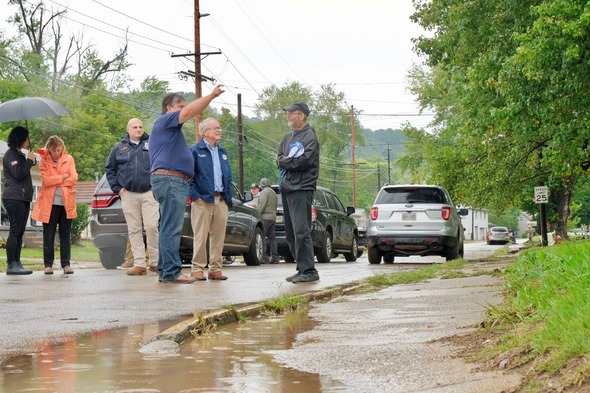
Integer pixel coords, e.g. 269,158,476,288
277,101,320,283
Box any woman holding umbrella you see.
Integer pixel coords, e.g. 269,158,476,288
32,136,78,274
2,126,37,275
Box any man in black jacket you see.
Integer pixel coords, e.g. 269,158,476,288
105,118,159,275
277,101,320,283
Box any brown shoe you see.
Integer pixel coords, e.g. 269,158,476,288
127,266,147,276
170,274,196,284
190,271,207,281
44,267,54,275
208,271,228,280
63,266,74,274
117,261,134,270
148,265,158,273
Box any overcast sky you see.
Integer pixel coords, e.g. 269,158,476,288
0,0,432,130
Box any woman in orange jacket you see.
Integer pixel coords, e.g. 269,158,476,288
32,136,78,274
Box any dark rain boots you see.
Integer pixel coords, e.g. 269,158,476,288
6,261,33,275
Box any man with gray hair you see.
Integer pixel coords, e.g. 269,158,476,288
189,117,233,281
256,178,279,264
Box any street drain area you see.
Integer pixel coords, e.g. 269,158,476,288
1,310,347,392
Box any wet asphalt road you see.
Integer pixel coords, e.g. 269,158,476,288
0,242,507,364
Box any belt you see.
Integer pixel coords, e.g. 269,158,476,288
214,192,224,196
151,169,192,183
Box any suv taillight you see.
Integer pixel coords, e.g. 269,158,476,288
91,193,119,208
370,206,378,220
311,207,317,222
441,206,452,220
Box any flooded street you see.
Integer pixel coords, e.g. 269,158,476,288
1,310,350,392
0,242,520,392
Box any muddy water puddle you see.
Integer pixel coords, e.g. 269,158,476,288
1,310,346,392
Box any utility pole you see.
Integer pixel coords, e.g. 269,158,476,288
238,94,244,194
194,0,202,125
351,105,357,208
387,143,391,184
172,1,220,140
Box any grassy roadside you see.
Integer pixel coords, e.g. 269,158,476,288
0,240,100,272
457,240,590,392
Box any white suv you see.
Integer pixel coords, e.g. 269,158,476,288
366,184,468,264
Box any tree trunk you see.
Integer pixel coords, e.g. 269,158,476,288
550,178,575,238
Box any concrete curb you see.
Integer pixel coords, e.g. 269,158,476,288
144,282,366,345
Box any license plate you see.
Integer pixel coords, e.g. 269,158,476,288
276,216,284,224
402,212,416,221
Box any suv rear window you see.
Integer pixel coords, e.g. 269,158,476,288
376,187,447,204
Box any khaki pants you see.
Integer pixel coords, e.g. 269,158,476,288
191,196,228,273
120,190,160,268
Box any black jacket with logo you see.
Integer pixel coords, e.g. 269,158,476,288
277,123,320,193
2,147,35,201
105,133,152,194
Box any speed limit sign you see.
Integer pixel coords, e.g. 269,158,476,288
534,186,548,204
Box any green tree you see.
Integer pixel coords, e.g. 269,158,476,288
407,0,590,236
71,203,90,245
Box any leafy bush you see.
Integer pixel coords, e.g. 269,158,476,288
71,203,90,245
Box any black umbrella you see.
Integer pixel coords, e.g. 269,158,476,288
0,97,69,123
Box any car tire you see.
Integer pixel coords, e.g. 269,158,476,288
344,236,358,262
445,242,460,261
316,231,333,263
243,226,264,266
357,249,364,258
99,247,125,269
368,246,382,264
383,254,394,263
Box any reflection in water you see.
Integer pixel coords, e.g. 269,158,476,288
1,310,346,392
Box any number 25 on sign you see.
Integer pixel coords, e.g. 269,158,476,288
534,186,548,204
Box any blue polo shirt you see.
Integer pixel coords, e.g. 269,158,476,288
149,111,194,178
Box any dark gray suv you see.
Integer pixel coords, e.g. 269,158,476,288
272,185,359,263
366,184,468,264
90,175,265,269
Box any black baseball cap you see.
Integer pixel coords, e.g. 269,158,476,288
283,101,310,117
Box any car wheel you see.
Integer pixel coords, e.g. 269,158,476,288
98,247,125,269
243,226,264,266
316,231,333,263
445,242,460,261
383,254,394,263
344,236,358,262
367,246,382,264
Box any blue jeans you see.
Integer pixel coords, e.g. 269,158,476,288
282,190,317,275
150,175,189,281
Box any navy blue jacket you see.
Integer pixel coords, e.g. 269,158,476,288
105,133,152,194
188,139,233,207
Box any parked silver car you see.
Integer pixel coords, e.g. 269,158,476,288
366,184,468,264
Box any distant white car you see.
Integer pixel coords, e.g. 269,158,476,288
486,226,511,245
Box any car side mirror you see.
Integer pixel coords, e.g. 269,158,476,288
458,208,469,216
243,191,253,202
346,206,355,216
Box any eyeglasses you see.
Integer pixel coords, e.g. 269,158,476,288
205,126,222,132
